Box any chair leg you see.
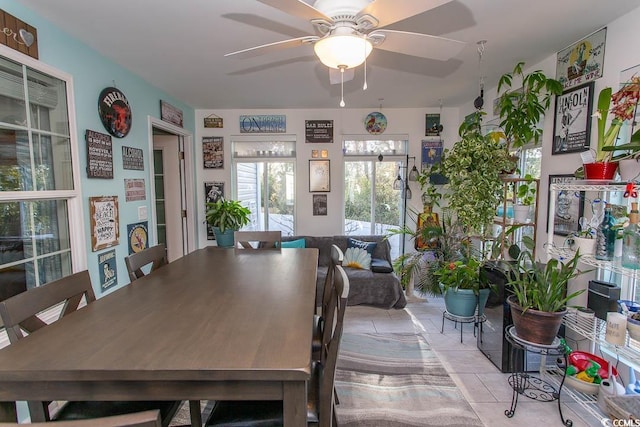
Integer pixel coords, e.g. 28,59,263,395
189,400,202,427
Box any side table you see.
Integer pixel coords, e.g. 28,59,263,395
504,325,572,426
441,310,487,343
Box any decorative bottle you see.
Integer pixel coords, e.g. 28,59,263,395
622,202,640,269
595,204,615,261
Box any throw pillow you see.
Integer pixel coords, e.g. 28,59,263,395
280,238,306,248
343,247,372,270
371,258,393,273
347,238,377,256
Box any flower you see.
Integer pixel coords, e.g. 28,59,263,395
594,76,640,162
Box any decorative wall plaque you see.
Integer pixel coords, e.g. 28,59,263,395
127,221,148,255
160,100,183,127
98,87,132,138
89,196,120,251
0,10,38,59
122,146,144,170
305,120,333,143
124,178,146,202
86,129,113,179
239,115,286,133
97,249,117,291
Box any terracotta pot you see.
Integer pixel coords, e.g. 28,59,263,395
583,162,618,180
507,295,566,345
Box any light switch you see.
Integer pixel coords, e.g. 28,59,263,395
138,205,148,221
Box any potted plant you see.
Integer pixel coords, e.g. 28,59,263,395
584,76,640,180
441,111,513,237
205,198,251,247
433,256,492,317
496,61,563,156
513,174,537,223
416,164,443,213
506,236,588,345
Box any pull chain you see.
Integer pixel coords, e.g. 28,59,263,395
340,66,345,107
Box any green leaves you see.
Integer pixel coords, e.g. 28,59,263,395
205,199,251,232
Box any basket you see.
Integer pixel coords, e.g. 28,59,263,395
605,395,640,421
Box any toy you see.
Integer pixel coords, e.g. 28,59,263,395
575,361,602,384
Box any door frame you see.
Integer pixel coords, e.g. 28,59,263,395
147,116,196,255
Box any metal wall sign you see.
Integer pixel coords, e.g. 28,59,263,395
86,129,113,179
239,115,286,133
124,178,146,202
98,87,132,138
160,100,183,127
97,249,117,291
556,27,606,90
305,120,333,143
0,9,38,59
204,115,223,128
122,146,144,170
89,196,120,251
127,221,148,254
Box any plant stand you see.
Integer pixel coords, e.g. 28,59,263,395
441,310,486,344
504,326,572,426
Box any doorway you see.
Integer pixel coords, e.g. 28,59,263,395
148,117,195,262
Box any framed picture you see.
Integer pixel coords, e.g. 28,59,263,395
313,194,327,216
89,196,120,251
547,174,585,236
309,160,330,192
203,136,224,169
311,149,319,158
552,82,594,155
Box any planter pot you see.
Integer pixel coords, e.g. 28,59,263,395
506,295,566,345
583,162,618,180
513,205,530,223
443,288,490,317
619,158,640,182
212,227,235,248
571,236,595,255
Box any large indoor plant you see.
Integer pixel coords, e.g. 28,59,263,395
441,112,513,237
506,236,588,345
496,61,563,154
205,198,251,247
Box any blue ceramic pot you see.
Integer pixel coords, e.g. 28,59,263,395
212,227,235,248
443,287,491,317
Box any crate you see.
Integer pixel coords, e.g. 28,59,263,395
605,395,640,421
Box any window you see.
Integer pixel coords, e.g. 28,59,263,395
232,137,296,235
0,53,83,304
343,136,408,259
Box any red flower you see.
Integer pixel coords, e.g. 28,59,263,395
447,262,456,270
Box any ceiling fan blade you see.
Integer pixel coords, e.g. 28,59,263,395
371,30,465,61
225,36,318,58
356,0,453,29
257,0,333,23
329,67,355,85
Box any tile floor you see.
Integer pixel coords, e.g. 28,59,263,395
342,295,607,427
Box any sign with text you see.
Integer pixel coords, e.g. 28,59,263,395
160,100,183,127
239,115,286,133
124,178,146,202
556,27,606,89
86,129,113,179
305,120,333,143
127,221,148,255
97,249,117,291
0,10,38,59
122,146,144,170
204,115,223,128
89,196,119,252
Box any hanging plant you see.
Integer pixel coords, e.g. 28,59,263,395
442,112,513,235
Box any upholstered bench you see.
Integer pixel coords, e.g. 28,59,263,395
282,235,407,309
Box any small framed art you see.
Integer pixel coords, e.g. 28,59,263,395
552,82,593,155
309,160,330,192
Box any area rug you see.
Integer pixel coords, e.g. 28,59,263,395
334,332,483,426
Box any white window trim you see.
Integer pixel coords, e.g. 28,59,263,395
0,45,86,272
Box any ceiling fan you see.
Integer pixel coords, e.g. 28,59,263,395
226,0,466,104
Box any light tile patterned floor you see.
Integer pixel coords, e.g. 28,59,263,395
342,296,606,427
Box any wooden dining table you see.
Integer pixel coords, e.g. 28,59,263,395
0,247,319,426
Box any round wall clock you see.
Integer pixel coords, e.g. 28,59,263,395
365,111,387,135
98,87,132,138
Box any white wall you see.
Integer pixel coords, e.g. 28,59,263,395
195,107,460,246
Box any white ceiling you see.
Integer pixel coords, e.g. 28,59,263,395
16,0,640,109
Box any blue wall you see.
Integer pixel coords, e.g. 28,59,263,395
0,1,196,294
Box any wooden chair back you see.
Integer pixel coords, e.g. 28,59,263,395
318,244,343,316
318,264,349,425
0,270,96,343
124,244,168,282
234,231,282,250
0,410,162,427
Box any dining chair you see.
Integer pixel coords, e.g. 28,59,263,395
234,231,282,249
204,264,350,427
124,244,168,282
0,271,182,427
0,410,162,427
312,244,343,359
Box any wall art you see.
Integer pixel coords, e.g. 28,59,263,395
160,100,183,127
124,178,146,202
0,10,38,59
313,194,327,216
203,136,224,169
552,82,593,155
556,27,606,89
127,221,148,255
239,115,286,133
122,146,144,170
309,160,330,192
98,87,132,138
97,249,117,291
86,129,113,178
547,174,585,236
204,181,225,240
305,120,333,143
89,196,120,251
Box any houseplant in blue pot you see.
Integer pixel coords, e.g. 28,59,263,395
205,198,251,248
433,256,491,317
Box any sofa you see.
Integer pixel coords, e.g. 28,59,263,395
282,235,407,309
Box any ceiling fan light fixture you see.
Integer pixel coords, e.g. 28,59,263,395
314,34,373,69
